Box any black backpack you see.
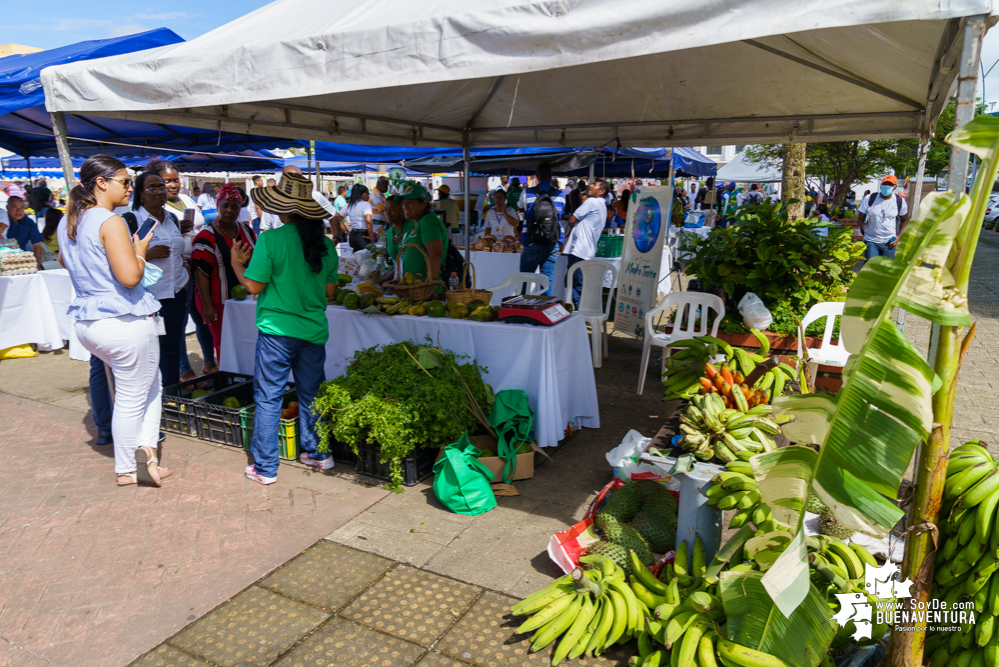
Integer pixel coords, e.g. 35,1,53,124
866,192,904,226
442,244,470,288
525,189,560,245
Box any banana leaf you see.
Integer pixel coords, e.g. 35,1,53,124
720,569,836,667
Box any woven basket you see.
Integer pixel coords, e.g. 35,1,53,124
386,243,443,301
446,262,493,306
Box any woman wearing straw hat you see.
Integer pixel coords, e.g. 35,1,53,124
231,172,341,484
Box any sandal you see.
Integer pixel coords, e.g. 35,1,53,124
117,472,137,486
158,466,173,481
134,446,162,487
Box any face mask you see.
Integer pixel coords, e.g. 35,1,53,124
140,261,163,288
880,185,895,197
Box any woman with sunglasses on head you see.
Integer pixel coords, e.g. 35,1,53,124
145,159,217,380
57,155,169,487
128,172,191,387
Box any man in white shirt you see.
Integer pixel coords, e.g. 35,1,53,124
562,179,609,308
249,175,264,234
259,178,283,231
857,174,908,261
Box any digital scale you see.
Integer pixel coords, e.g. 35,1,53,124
498,295,572,326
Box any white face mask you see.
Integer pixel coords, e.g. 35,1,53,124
140,261,163,288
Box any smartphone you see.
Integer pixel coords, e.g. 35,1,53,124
183,208,195,224
136,219,158,239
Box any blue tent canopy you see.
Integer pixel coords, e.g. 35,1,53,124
0,29,296,158
1,150,285,174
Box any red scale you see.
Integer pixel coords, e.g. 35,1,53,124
498,295,572,326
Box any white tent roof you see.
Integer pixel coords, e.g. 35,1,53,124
42,0,996,149
716,151,783,183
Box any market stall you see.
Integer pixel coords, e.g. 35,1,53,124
0,272,65,352
218,300,600,449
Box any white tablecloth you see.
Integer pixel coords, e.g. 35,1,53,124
218,300,601,448
0,273,65,351
467,251,624,304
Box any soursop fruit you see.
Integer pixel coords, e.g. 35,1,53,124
600,483,642,522
640,492,678,520
806,494,826,515
586,540,632,577
630,510,675,554
595,512,625,542
818,507,853,540
633,479,672,499
609,522,653,566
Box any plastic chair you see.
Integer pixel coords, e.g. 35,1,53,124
638,292,725,395
566,260,618,368
487,272,549,296
797,302,849,387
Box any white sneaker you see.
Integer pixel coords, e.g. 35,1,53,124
245,465,277,485
300,453,335,470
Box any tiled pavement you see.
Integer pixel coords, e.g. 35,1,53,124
0,394,388,667
130,540,634,667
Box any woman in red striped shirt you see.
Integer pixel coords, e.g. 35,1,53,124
191,184,257,359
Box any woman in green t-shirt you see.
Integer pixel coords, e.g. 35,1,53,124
393,182,448,286
383,196,414,271
231,172,340,485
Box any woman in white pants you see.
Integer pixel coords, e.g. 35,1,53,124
58,155,170,487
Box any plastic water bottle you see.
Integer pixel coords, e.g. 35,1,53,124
449,272,460,291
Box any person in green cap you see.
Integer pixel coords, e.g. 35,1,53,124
392,182,448,290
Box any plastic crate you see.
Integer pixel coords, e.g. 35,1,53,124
596,235,623,258
161,371,252,437
197,382,256,446
355,441,437,487
240,390,300,461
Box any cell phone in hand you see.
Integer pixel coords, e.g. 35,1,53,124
183,208,195,224
136,219,158,239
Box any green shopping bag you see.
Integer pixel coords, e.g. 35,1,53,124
488,389,534,484
433,433,497,515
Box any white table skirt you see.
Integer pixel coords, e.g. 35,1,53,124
0,273,65,351
218,300,601,448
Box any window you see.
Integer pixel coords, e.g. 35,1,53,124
735,145,747,153
706,146,723,156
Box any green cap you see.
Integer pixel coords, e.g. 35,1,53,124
390,181,431,202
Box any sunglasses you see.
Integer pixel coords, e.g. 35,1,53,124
106,176,133,189
143,185,168,193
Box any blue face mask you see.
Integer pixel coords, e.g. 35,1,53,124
880,185,895,197
140,261,163,288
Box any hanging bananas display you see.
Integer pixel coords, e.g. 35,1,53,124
678,393,781,463
924,440,999,667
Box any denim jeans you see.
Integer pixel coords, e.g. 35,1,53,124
158,293,188,387
252,217,261,235
179,280,216,374
565,254,585,309
250,332,328,478
518,242,559,296
864,241,895,260
89,353,113,442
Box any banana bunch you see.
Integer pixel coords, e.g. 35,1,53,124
704,461,778,532
662,335,735,402
510,554,647,665
923,441,999,667
679,394,781,463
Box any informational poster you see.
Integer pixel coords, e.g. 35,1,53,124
613,185,674,339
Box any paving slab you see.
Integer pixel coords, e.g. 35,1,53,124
341,566,481,647
169,586,329,667
131,644,209,667
273,618,424,667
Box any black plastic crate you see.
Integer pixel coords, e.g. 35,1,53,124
354,441,437,487
161,371,252,437
197,382,256,446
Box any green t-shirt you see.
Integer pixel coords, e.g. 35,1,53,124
385,219,415,261
400,212,448,283
244,224,339,345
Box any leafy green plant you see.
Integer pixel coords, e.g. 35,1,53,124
680,199,863,334
313,341,493,490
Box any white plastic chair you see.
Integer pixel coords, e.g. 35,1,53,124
797,302,849,387
487,272,550,296
566,260,618,368
638,292,725,395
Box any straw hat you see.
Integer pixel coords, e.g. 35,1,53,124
250,172,328,218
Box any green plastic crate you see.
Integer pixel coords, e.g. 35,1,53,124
240,390,299,461
596,234,624,258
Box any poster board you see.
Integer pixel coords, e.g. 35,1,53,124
613,185,673,338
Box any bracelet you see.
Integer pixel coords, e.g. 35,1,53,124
136,255,146,266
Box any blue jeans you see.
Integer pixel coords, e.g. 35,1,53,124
519,242,559,296
252,217,261,235
179,280,216,374
565,254,585,309
864,241,895,260
250,332,328,478
89,353,113,443
158,293,187,387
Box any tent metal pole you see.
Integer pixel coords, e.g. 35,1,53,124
26,156,32,181
50,113,78,190
911,134,930,212
589,162,595,183
463,135,471,270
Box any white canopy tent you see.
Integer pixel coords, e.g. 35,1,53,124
716,151,783,184
41,0,995,149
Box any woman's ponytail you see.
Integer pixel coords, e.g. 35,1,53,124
66,154,127,241
288,213,329,273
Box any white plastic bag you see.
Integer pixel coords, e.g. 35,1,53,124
605,429,661,480
738,292,773,331
358,259,378,277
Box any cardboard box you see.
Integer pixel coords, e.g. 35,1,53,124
435,434,536,482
